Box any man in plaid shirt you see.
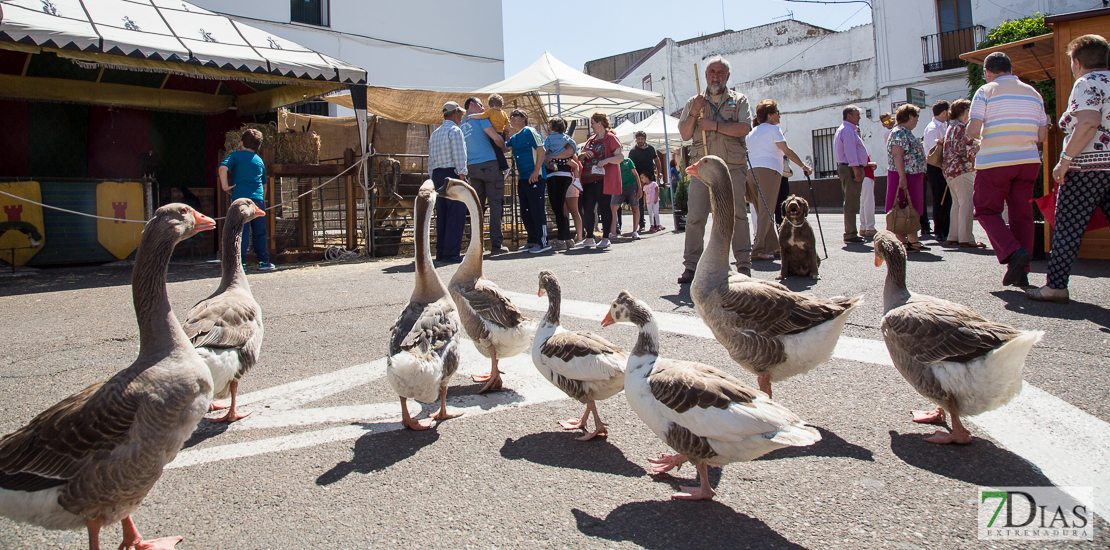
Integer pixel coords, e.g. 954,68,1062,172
428,101,469,263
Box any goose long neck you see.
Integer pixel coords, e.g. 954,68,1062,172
700,176,734,278
542,282,561,326
631,311,660,360
456,188,485,281
218,216,249,293
883,253,911,313
133,225,190,356
413,194,446,302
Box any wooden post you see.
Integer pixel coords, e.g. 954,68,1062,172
346,173,357,250
694,63,708,158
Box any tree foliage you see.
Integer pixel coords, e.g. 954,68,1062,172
966,13,1055,117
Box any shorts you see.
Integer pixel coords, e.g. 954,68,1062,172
610,185,638,206
565,184,580,198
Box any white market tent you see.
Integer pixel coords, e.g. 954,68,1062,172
615,112,689,151
476,52,665,120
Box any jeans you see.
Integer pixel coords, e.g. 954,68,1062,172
432,167,466,259
240,197,270,264
546,175,572,240
517,177,549,246
468,160,505,248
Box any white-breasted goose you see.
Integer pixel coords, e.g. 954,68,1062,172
181,197,265,423
533,270,626,441
602,291,821,500
874,231,1043,444
387,181,463,430
0,204,216,550
444,178,536,393
688,156,861,398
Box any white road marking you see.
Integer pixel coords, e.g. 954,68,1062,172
170,290,1108,520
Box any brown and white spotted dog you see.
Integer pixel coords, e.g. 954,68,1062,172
777,195,820,279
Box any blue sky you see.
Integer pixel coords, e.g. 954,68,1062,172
502,0,874,76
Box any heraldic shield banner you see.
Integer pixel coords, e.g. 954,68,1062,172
0,181,45,267
96,181,145,260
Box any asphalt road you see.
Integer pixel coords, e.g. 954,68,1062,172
1,213,1108,549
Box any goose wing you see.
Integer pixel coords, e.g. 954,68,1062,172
540,331,626,381
717,279,851,336
882,298,1022,364
183,293,262,368
0,377,141,492
648,360,799,440
455,279,529,330
390,299,459,357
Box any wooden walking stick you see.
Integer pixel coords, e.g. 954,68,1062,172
694,63,709,158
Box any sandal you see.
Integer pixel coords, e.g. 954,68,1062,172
959,241,986,248
905,241,930,252
754,253,775,261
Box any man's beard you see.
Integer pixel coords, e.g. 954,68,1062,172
707,82,726,95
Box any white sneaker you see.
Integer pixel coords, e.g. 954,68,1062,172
631,232,641,240
531,243,552,253
578,238,595,248
571,178,583,191
596,239,611,249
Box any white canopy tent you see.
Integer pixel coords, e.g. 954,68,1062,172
475,52,664,120
615,112,689,152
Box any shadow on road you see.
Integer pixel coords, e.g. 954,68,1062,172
181,418,231,449
316,425,439,485
991,289,1110,330
448,383,527,411
776,276,819,292
0,262,219,298
381,262,415,274
757,425,874,462
572,500,808,549
888,429,1054,487
660,286,693,309
499,432,646,477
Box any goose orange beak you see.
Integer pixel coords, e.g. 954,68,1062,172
685,161,700,178
254,203,267,218
193,211,216,232
874,255,883,267
538,288,546,297
601,311,616,327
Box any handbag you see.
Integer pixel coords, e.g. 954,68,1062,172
1032,188,1110,232
927,136,945,167
886,181,921,235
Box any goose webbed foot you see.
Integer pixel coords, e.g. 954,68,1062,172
912,406,946,424
924,429,972,444
471,370,504,383
399,397,433,430
429,387,462,422
575,423,608,441
477,374,503,393
120,516,182,550
209,381,249,422
559,404,591,430
672,463,715,500
647,453,687,474
207,400,230,411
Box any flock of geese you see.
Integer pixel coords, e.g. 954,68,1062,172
0,156,1043,549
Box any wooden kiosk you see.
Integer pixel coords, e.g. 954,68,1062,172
961,7,1110,259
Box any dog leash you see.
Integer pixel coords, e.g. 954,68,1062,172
804,172,829,259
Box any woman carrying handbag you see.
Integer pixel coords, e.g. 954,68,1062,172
885,104,929,250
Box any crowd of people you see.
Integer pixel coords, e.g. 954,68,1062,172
425,36,1109,303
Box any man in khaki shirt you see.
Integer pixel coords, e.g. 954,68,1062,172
677,56,753,284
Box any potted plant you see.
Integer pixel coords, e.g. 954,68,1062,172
673,172,689,232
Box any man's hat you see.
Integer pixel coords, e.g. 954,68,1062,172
442,101,463,115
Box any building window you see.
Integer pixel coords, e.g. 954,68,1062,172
291,0,329,26
936,0,973,33
642,74,651,91
811,127,838,179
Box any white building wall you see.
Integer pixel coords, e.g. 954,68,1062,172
188,0,505,114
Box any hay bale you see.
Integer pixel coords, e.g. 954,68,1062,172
275,131,321,165
223,123,279,155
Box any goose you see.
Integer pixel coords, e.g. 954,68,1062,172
444,178,537,393
0,204,216,550
602,291,820,500
181,198,265,423
387,181,463,430
533,270,627,441
874,231,1043,444
688,156,861,398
